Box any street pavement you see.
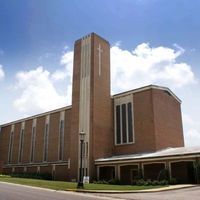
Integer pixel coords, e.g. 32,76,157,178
0,182,200,200
95,186,200,200
0,182,121,200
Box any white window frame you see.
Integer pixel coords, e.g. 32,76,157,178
114,94,135,146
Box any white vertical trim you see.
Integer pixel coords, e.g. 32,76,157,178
58,111,65,161
68,158,71,169
117,165,121,180
97,166,100,180
43,115,50,162
37,166,40,173
18,121,25,163
78,34,91,178
30,118,37,163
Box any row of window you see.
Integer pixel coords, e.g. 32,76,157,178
8,120,65,164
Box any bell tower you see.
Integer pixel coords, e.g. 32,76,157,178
69,33,113,181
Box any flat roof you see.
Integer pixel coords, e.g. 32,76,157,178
95,146,200,164
112,84,181,103
0,106,71,127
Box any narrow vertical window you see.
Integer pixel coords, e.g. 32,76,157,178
43,124,49,162
122,104,127,143
8,131,14,164
116,105,121,144
128,102,133,142
59,120,64,161
115,95,134,145
30,127,36,163
18,129,24,163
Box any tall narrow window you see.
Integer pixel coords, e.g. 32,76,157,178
128,102,133,142
115,97,134,145
43,124,49,162
30,127,36,163
122,104,127,143
58,120,64,161
116,105,121,144
18,129,24,163
8,131,14,164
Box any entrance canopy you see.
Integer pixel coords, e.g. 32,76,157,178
95,146,200,184
95,146,200,165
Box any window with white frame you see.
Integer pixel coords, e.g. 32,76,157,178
114,94,134,145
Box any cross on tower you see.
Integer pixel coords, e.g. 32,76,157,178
97,44,103,76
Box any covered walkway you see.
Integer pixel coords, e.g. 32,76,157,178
95,146,200,184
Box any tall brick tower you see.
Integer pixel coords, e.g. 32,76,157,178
69,33,113,181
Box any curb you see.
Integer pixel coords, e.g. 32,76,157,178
66,184,197,194
0,181,197,194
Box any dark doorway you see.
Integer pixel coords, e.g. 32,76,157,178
120,165,138,184
171,161,195,184
143,163,165,180
99,166,115,181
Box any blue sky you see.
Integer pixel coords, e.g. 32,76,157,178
0,0,200,146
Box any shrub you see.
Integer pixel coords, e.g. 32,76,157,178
145,179,152,186
108,178,121,185
152,180,159,186
136,179,145,186
169,177,177,185
157,169,169,181
135,179,169,186
159,179,168,185
93,180,108,184
10,172,52,180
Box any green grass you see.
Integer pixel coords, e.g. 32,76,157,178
0,175,165,191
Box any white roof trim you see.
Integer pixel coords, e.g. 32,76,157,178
112,85,181,103
0,106,72,127
95,146,200,164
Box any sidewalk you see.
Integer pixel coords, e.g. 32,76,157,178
71,184,197,193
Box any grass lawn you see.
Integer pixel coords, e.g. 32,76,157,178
0,175,165,191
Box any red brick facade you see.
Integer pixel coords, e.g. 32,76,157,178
0,33,184,182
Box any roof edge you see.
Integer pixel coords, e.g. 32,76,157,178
112,84,181,103
0,105,72,127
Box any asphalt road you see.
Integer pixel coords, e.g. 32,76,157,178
0,182,120,200
0,182,200,200
95,186,200,200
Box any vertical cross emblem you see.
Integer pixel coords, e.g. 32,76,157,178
97,44,103,76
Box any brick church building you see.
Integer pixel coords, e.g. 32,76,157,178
0,33,200,184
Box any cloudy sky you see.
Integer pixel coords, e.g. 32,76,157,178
0,0,200,146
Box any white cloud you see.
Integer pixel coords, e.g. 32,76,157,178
11,42,199,147
183,114,200,146
184,128,200,147
110,43,196,93
13,66,67,114
51,50,73,81
0,65,5,80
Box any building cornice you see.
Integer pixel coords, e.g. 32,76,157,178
112,85,181,103
0,106,72,128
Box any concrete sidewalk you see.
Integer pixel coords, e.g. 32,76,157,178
72,184,197,193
